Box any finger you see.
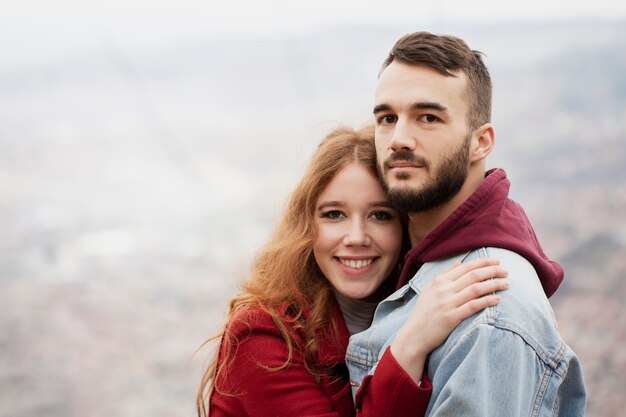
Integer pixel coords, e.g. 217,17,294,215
453,278,509,307
440,259,462,275
452,265,508,290
452,294,502,322
439,258,501,282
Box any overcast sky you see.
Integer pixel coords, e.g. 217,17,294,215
4,0,626,30
3,0,626,48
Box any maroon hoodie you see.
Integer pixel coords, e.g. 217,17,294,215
398,168,563,298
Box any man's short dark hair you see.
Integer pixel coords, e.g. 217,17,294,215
381,32,492,131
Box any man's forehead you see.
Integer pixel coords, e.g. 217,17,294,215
374,62,468,108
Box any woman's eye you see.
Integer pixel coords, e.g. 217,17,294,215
321,210,344,219
371,211,393,221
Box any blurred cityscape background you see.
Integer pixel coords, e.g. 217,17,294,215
1,2,625,416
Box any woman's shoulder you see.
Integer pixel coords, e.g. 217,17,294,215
226,303,304,340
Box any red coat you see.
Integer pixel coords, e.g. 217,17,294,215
209,300,431,417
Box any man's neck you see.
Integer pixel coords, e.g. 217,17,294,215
408,171,485,245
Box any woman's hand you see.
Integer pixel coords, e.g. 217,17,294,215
390,258,509,383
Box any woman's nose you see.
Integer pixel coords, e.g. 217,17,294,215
342,220,370,246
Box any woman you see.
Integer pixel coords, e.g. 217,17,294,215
197,125,508,417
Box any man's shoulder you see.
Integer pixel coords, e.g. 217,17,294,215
464,247,553,310
440,247,564,362
429,247,554,317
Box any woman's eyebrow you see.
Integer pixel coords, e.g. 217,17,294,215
317,201,345,210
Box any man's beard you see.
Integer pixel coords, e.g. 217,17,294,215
379,136,471,213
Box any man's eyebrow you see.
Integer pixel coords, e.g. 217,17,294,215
373,104,391,115
411,102,448,112
373,102,448,115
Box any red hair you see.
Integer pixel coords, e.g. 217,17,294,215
197,125,380,416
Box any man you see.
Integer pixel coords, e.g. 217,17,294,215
346,32,586,416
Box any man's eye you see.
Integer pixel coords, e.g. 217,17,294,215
321,210,344,219
421,114,439,123
379,115,397,125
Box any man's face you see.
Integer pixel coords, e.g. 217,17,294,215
373,61,473,213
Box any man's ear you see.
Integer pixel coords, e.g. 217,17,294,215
469,123,495,163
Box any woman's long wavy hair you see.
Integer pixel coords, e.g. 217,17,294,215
196,125,382,417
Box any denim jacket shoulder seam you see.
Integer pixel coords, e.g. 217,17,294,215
493,319,567,372
443,319,567,375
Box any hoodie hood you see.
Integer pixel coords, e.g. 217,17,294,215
398,168,563,298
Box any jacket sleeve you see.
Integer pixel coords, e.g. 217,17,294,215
427,323,554,416
354,347,432,417
210,312,431,417
210,321,350,417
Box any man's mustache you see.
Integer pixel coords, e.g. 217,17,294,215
384,150,429,170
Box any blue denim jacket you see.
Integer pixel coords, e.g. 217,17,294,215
346,247,586,416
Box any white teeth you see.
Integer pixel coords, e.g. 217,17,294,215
339,258,374,269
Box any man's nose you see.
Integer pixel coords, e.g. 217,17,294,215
389,119,416,151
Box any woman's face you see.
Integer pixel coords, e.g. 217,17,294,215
313,162,403,301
